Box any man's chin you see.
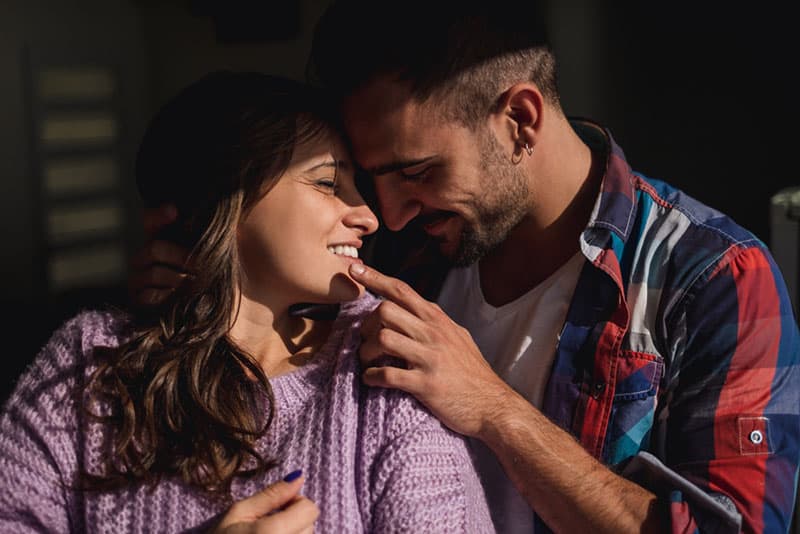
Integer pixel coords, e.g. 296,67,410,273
449,232,497,268
436,239,458,262
434,238,477,268
426,225,491,267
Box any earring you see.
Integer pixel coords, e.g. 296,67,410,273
512,146,523,165
524,142,533,156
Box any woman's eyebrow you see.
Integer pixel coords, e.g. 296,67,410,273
305,160,337,172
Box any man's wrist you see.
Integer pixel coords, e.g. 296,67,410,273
474,383,534,445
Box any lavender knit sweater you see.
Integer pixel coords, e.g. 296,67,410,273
0,293,494,533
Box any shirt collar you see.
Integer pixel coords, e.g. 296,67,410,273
571,118,637,243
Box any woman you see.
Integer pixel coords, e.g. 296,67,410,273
0,71,494,533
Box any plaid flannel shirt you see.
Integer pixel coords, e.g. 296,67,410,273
387,120,800,533
540,121,800,533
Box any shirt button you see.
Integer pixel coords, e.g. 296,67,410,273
749,430,764,445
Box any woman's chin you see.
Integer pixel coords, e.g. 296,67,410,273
328,272,364,302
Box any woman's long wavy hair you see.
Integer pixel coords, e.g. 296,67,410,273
80,71,335,494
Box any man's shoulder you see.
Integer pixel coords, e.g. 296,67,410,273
633,174,762,251
624,174,782,313
626,174,769,291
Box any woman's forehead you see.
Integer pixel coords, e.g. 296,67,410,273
292,128,350,166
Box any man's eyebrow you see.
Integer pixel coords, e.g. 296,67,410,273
364,156,435,177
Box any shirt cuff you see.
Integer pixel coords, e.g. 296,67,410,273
618,451,742,532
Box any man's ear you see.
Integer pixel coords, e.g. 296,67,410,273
491,82,544,148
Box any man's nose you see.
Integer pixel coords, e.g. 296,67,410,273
375,180,422,231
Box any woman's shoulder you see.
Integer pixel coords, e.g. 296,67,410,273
358,374,464,460
42,308,130,366
5,308,130,409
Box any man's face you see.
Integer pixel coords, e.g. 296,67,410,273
342,77,529,266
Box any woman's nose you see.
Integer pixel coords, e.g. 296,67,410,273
343,199,379,236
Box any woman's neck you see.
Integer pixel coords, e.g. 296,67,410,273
229,298,333,378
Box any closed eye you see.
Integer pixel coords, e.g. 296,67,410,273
399,169,430,182
315,179,339,192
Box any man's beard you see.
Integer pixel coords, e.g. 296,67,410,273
447,133,530,267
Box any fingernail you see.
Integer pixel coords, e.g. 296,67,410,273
350,264,366,275
283,469,302,482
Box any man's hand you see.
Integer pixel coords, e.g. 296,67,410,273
211,473,319,533
128,204,190,307
349,263,514,438
349,264,664,533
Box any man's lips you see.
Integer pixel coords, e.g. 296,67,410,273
417,212,456,237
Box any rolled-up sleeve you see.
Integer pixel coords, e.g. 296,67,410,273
629,246,800,533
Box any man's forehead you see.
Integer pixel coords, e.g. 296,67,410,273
343,74,415,114
341,82,440,171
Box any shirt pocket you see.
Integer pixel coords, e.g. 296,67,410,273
603,351,664,465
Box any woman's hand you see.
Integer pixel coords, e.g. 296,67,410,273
212,472,319,533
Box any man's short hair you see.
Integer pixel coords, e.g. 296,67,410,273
307,0,560,126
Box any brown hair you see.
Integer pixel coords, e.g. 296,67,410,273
308,0,562,127
82,71,335,494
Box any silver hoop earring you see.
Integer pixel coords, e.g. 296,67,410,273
511,147,523,165
524,142,533,156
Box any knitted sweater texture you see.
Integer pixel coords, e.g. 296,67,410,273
0,293,494,533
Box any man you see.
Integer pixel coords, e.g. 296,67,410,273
133,2,800,532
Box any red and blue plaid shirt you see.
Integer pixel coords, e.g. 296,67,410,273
533,121,800,533
388,120,800,533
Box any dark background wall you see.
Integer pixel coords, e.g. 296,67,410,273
0,0,796,403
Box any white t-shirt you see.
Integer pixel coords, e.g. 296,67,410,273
436,252,585,533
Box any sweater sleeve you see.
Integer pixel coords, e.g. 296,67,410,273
363,389,495,533
0,311,119,533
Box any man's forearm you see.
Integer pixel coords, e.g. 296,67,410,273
480,389,666,533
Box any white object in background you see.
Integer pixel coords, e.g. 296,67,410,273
770,186,800,321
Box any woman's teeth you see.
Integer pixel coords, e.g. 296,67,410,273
327,245,358,258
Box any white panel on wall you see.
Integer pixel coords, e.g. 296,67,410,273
38,67,115,101
40,113,118,148
47,201,122,244
28,62,128,293
43,156,119,195
48,244,125,290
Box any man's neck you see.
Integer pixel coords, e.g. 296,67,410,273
478,119,603,307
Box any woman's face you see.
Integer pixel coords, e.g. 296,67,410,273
237,129,379,307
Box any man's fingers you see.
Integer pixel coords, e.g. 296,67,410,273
128,265,186,308
361,300,427,341
359,328,427,369
363,365,422,394
132,288,174,307
130,240,191,272
142,203,178,236
130,264,187,290
128,240,190,308
349,264,428,316
256,495,320,533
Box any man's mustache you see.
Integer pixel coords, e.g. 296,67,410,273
413,211,457,228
